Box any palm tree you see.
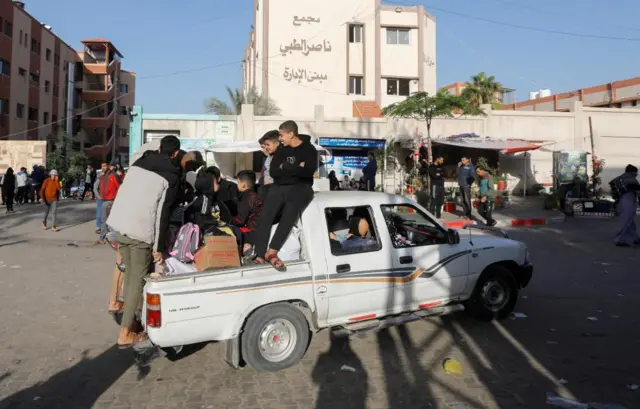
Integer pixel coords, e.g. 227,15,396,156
461,72,503,108
204,86,281,116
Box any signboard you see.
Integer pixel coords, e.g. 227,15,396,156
318,137,385,149
215,122,235,143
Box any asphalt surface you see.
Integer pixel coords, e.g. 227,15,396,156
0,201,638,409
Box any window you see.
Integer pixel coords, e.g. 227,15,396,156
119,128,128,138
29,72,39,86
23,32,27,48
380,204,446,248
386,28,410,45
54,54,60,66
349,76,363,95
16,103,24,118
28,107,38,122
3,19,12,38
119,106,128,115
325,206,382,256
0,98,8,114
43,111,49,124
19,29,22,45
44,80,50,92
18,67,26,81
119,83,129,93
45,48,51,61
386,78,411,96
31,38,40,55
0,58,9,76
349,24,363,43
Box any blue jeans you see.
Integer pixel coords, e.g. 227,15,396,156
96,199,103,230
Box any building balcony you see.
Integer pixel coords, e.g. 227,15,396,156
81,83,115,101
82,108,115,128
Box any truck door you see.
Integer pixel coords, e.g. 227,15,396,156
322,205,395,325
379,204,471,309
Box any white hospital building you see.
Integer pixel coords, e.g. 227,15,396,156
243,0,437,118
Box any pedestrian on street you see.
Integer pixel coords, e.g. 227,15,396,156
94,170,103,234
80,165,96,201
95,162,121,245
106,135,182,348
1,168,16,213
428,156,446,218
15,167,28,205
457,156,476,219
362,151,378,192
30,165,45,203
477,167,497,227
41,170,62,231
612,164,640,247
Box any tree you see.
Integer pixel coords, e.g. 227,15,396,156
382,90,484,142
46,133,90,181
461,72,503,108
204,86,281,116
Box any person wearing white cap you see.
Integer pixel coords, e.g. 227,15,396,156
40,170,61,231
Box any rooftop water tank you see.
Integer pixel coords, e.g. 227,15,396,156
529,91,539,100
539,89,552,98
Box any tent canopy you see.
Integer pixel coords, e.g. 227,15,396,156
431,133,541,154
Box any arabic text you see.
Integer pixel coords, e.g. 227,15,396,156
283,66,328,84
279,38,332,56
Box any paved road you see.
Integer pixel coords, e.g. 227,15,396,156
0,202,638,409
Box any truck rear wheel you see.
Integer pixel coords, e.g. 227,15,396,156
241,303,310,372
466,265,518,321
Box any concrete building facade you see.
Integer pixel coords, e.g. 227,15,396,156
243,0,436,118
130,101,640,193
0,0,135,163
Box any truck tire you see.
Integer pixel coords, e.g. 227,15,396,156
466,265,518,321
241,303,310,372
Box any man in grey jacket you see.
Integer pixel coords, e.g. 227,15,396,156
457,156,476,219
107,135,182,348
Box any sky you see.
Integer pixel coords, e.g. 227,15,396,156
24,0,640,114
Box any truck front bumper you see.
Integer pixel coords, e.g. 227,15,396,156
517,263,533,288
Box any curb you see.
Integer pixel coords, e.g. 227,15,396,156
442,213,566,229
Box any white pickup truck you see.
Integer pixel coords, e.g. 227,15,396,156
142,192,533,372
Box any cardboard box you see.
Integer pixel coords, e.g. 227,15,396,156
194,235,240,271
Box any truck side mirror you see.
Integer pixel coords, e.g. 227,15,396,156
447,228,460,245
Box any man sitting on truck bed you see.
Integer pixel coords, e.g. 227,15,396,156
231,170,263,260
106,135,182,348
253,120,318,271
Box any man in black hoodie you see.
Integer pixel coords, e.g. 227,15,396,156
253,120,317,271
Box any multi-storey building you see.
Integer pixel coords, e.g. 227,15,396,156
0,0,135,163
243,0,436,118
499,76,640,112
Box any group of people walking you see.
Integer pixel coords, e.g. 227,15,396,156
0,165,48,212
418,155,497,226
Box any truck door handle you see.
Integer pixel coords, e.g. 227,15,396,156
399,256,413,264
336,264,351,273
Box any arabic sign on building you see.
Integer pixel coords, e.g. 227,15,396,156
279,38,332,56
283,67,328,83
292,16,320,26
318,137,386,149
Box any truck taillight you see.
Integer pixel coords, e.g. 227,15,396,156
146,293,161,328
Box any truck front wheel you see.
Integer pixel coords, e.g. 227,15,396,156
466,265,518,321
241,303,310,372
